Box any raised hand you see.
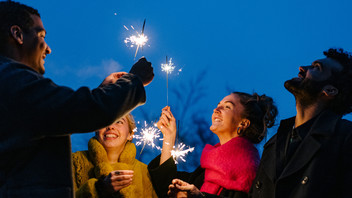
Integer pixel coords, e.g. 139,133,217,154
100,72,128,87
129,57,154,86
157,106,176,139
157,106,177,165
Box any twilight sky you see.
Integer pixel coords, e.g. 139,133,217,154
17,0,352,170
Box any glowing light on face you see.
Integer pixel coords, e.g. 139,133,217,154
171,142,194,164
134,121,162,154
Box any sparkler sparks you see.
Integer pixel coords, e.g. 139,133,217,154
161,57,176,74
124,19,148,60
134,121,162,154
161,56,178,105
171,142,194,164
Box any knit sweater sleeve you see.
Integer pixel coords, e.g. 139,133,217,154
72,151,99,198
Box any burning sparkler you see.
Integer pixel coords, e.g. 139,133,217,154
124,19,148,60
161,56,177,105
134,121,162,154
171,142,194,164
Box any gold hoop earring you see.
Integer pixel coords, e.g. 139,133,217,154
237,127,243,135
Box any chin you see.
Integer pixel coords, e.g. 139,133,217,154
209,125,220,134
284,79,301,94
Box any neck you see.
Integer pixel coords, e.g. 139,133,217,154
295,101,325,127
0,41,23,61
217,131,239,145
105,146,124,164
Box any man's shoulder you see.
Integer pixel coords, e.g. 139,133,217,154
336,118,352,133
0,56,39,76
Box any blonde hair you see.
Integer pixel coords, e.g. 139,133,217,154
125,113,136,134
94,113,136,136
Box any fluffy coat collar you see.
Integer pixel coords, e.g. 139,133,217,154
200,136,259,194
89,137,138,197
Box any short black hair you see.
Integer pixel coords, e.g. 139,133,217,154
0,1,40,46
323,48,352,115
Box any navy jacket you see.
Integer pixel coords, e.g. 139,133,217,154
249,110,352,198
0,56,146,197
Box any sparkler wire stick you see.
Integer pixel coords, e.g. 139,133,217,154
124,19,148,61
161,56,176,106
166,56,169,106
133,19,146,60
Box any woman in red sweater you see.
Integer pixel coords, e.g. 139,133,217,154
148,92,278,198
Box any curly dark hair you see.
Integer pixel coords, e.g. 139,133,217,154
233,92,278,144
0,1,40,48
323,48,352,115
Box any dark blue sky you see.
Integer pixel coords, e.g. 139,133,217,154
18,0,352,169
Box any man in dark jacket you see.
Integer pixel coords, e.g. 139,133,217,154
249,48,352,198
0,1,153,197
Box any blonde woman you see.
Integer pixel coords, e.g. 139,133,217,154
72,114,157,198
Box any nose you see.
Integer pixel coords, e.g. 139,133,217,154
107,125,115,130
213,106,221,113
46,44,52,55
299,65,308,72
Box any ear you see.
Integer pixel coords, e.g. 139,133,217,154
10,25,24,45
238,119,250,130
322,85,338,97
127,132,134,141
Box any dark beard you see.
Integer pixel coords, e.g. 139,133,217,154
284,77,329,107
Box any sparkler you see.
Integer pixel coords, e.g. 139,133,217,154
134,121,162,154
124,19,148,60
161,56,176,105
171,142,194,164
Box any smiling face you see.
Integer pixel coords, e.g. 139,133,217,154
96,116,133,150
284,57,343,106
210,93,245,136
21,14,51,74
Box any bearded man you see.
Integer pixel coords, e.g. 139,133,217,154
249,48,352,198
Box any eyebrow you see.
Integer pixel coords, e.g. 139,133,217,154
218,101,235,106
34,27,47,35
312,61,324,69
225,101,235,106
116,118,126,123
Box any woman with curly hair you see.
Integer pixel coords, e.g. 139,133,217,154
148,92,278,198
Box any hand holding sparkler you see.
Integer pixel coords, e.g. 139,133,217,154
129,57,154,86
100,72,128,87
157,106,177,139
157,106,177,165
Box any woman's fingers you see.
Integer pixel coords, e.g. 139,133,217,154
113,170,134,176
109,171,133,191
111,174,133,182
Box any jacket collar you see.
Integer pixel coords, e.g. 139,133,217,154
262,110,341,181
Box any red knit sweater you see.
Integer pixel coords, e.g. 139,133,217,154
200,136,260,195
